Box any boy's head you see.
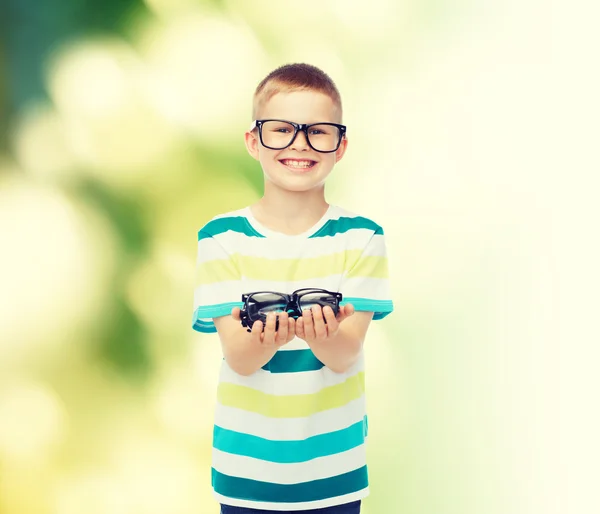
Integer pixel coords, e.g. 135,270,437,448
252,63,343,123
245,63,348,194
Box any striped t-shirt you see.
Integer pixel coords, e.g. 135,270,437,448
192,203,393,511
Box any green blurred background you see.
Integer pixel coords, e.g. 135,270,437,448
1,1,597,513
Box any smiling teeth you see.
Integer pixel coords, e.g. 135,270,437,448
282,159,314,168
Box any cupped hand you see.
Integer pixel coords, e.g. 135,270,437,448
295,303,355,344
231,307,296,347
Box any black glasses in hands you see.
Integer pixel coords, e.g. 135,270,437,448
239,288,343,333
250,119,347,153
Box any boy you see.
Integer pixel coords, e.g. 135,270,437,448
193,63,394,513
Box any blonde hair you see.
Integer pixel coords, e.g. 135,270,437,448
252,63,343,122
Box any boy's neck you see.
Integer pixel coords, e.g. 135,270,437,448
250,191,330,235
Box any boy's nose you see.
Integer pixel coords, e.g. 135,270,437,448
289,129,310,150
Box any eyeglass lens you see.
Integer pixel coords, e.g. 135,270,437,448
261,121,341,152
248,293,288,316
298,291,338,311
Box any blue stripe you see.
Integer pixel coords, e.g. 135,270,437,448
212,465,368,503
309,216,383,239
213,417,368,463
193,299,393,332
193,320,217,333
199,217,265,240
194,302,244,318
342,298,394,320
192,302,244,333
262,349,324,373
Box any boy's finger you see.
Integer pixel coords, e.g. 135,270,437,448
287,317,296,342
336,304,354,322
251,319,263,343
323,305,339,332
231,307,241,321
302,308,314,339
263,312,277,345
276,312,288,345
296,316,305,339
312,305,326,339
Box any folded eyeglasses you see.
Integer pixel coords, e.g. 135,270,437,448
240,288,343,332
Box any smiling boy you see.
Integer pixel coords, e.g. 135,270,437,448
193,63,394,513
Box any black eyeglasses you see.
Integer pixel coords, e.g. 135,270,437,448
250,119,347,153
240,288,343,332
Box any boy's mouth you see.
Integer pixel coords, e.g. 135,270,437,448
279,159,317,171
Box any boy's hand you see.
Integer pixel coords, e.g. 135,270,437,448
231,308,295,347
295,303,355,344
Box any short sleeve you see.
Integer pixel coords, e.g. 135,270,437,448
340,229,394,320
192,231,245,333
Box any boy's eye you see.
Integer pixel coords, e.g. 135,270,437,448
309,125,333,136
269,125,292,133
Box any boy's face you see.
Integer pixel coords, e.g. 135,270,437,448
245,90,347,193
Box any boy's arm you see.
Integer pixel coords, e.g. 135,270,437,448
213,310,295,376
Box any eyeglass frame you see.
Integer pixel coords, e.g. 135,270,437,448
239,288,343,332
249,119,347,153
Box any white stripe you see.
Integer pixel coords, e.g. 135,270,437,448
341,276,391,300
193,281,244,310
214,396,366,440
239,274,344,293
212,445,367,484
359,234,389,258
194,275,348,307
212,487,369,511
196,237,232,264
211,228,376,260
218,355,365,395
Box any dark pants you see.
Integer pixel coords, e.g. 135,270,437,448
220,500,361,514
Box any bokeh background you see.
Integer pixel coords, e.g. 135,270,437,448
1,1,598,513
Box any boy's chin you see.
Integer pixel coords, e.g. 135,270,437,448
269,177,326,193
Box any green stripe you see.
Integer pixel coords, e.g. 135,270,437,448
199,217,265,240
214,417,367,463
196,257,241,284
262,349,324,373
309,216,383,238
212,465,368,503
232,251,355,282
345,255,388,279
217,372,365,417
196,250,388,284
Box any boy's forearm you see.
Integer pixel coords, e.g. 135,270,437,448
221,328,278,376
309,325,363,374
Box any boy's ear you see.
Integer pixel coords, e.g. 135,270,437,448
244,131,260,161
334,136,348,162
